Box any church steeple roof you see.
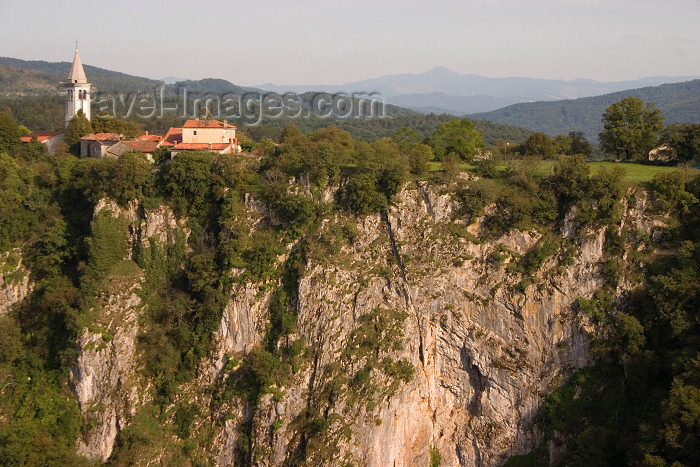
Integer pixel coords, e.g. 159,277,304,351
68,47,88,84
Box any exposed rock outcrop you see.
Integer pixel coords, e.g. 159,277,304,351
71,281,144,461
233,183,649,466
70,184,657,466
0,248,32,314
70,200,187,461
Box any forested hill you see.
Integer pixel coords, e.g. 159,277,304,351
469,79,700,142
0,57,163,95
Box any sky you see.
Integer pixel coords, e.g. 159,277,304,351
1,0,699,86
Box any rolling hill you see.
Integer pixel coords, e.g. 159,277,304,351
0,57,162,95
469,79,700,141
258,67,699,115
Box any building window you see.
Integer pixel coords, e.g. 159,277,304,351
193,131,197,135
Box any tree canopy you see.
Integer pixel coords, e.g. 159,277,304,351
429,119,485,161
64,109,92,154
599,96,664,160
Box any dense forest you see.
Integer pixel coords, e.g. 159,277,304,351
0,90,532,145
470,79,700,142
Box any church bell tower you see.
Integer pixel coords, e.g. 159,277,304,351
61,46,93,128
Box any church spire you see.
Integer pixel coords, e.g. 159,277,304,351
68,46,88,84
60,45,92,128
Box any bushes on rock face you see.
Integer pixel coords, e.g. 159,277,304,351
338,172,387,215
110,151,153,206
162,151,214,218
650,170,698,215
82,210,129,292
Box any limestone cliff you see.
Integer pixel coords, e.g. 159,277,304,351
64,181,657,465
201,183,656,466
69,199,188,462
71,280,144,461
0,248,32,315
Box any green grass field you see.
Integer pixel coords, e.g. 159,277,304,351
533,160,699,184
429,159,699,185
588,162,699,184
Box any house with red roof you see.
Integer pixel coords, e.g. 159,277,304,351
20,132,65,155
80,132,123,158
158,127,183,148
105,133,164,161
169,118,239,156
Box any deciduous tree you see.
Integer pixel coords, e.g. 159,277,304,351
64,109,92,155
429,119,484,161
599,97,664,160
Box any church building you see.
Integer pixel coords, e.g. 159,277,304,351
60,47,93,128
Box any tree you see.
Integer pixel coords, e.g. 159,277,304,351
164,151,213,217
660,123,700,163
110,151,153,205
64,109,93,155
307,126,354,185
407,144,434,176
82,211,129,291
524,132,555,158
599,97,664,160
392,127,421,153
338,172,386,215
551,154,590,208
0,112,21,154
429,119,484,161
91,116,143,139
568,131,592,157
553,134,572,155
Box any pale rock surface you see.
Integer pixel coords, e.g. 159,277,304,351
237,183,651,466
71,282,144,461
70,184,659,466
0,248,32,314
70,199,187,461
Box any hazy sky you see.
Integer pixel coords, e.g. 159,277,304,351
1,0,699,85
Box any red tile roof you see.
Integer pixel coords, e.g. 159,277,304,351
20,132,62,143
160,127,183,147
172,142,231,151
123,140,161,153
82,132,122,141
137,134,163,142
182,119,236,129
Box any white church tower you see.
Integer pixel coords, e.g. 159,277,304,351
61,46,93,128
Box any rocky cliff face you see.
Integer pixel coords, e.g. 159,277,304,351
0,248,32,315
69,199,188,462
62,182,656,465
71,281,144,461
225,184,600,466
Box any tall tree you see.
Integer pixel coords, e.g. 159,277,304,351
599,97,664,160
660,123,700,163
524,132,555,158
567,131,592,157
0,112,21,154
429,119,484,161
64,109,92,155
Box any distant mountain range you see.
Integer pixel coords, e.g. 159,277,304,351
469,79,700,142
258,66,700,114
